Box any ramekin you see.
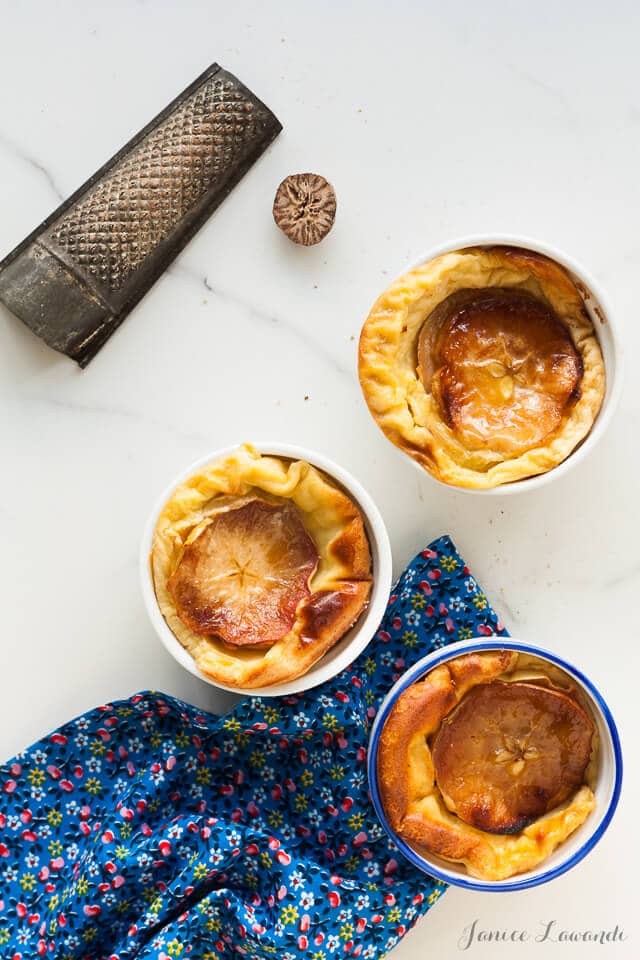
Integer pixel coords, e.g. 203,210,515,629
367,637,622,892
386,235,622,495
140,442,392,697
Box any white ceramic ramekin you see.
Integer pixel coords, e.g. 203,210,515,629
394,235,622,494
368,637,622,891
140,442,393,697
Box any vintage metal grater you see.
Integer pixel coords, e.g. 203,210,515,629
0,63,282,366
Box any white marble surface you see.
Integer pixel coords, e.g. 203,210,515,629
0,0,638,956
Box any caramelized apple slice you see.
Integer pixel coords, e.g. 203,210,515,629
432,681,594,834
418,288,583,455
167,498,319,648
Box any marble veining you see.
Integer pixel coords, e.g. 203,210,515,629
0,130,64,202
169,261,352,378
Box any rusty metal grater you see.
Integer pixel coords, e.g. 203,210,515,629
0,63,282,366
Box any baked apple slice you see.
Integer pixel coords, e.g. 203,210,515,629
432,680,594,834
167,497,319,648
419,288,583,455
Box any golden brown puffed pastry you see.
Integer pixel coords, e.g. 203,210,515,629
359,246,606,489
377,650,597,880
151,445,372,689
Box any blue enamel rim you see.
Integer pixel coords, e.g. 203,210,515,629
367,639,623,892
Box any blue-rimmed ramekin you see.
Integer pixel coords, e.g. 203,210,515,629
367,638,622,892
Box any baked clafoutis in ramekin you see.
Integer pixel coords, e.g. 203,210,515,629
359,238,621,492
141,443,392,696
368,639,621,891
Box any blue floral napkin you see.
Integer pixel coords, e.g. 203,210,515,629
0,535,506,960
